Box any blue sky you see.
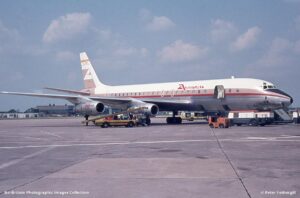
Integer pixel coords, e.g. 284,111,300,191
0,0,300,111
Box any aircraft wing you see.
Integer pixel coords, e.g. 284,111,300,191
0,91,81,104
1,91,194,111
89,96,192,111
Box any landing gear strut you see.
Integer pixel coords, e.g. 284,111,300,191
145,115,151,125
84,115,89,126
166,111,182,124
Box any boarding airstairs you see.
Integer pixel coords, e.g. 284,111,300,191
274,109,292,122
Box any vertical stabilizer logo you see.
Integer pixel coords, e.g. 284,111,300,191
84,69,92,80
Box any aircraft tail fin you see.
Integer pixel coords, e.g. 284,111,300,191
80,52,107,93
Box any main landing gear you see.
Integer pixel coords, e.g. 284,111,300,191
145,115,151,125
166,111,182,124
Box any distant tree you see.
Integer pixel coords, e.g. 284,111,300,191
24,108,39,113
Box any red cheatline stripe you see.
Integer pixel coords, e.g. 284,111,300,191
96,92,289,100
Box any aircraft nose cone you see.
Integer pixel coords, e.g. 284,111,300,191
290,97,293,104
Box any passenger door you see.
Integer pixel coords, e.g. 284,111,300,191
214,85,225,99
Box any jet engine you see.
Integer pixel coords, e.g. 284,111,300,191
129,103,159,116
74,102,107,115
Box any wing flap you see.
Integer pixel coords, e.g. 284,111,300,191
44,87,90,95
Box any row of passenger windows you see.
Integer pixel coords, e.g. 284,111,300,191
105,89,241,97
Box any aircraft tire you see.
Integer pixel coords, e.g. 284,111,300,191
127,121,134,128
102,122,109,128
166,117,171,124
176,117,182,124
249,119,258,126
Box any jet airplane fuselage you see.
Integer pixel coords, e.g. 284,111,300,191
84,78,292,113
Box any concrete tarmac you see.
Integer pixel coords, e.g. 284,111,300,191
0,118,299,198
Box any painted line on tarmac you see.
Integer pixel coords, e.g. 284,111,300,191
0,147,53,169
0,137,300,150
41,130,63,139
245,135,300,140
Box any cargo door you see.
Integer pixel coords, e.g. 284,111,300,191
214,85,225,99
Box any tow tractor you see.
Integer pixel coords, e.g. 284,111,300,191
82,107,148,128
208,116,230,128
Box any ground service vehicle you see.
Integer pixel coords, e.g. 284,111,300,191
228,111,274,126
208,116,230,128
293,111,300,124
94,114,139,128
180,111,207,121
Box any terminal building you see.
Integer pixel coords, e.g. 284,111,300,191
0,104,75,119
36,104,75,116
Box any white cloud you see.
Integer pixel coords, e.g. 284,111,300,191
55,51,76,61
114,47,148,57
158,40,208,63
0,20,21,53
43,12,91,43
140,48,148,57
210,19,238,43
97,29,112,41
256,38,293,67
232,27,261,51
146,16,175,31
0,20,20,40
244,37,300,79
114,47,138,56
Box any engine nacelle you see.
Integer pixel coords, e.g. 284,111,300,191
129,103,159,116
74,102,107,116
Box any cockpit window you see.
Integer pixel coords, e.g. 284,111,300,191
263,82,267,89
263,82,275,89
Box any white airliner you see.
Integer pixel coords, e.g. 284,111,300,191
1,52,293,124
